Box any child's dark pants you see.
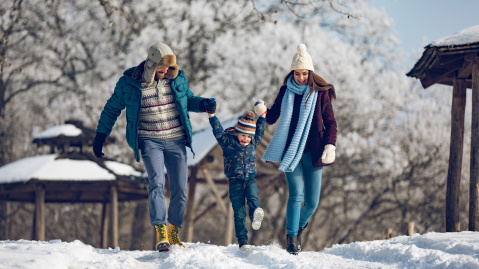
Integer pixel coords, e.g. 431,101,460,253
228,178,260,243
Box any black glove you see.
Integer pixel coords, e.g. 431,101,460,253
93,132,107,158
200,98,216,114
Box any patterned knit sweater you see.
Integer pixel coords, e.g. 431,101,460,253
138,79,186,140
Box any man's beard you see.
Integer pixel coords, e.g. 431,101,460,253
156,72,166,79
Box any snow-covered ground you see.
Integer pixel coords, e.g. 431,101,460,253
1,232,478,269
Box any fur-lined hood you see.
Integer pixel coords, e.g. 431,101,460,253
130,60,179,82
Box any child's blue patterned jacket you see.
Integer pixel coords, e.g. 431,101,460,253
209,115,266,180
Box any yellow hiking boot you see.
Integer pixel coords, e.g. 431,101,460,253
168,223,185,248
155,224,170,252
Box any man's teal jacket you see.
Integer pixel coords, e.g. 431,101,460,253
96,65,205,162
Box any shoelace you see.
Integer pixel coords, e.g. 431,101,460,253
156,225,167,240
171,226,182,244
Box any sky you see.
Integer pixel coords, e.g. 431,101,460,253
1,232,478,268
370,0,479,64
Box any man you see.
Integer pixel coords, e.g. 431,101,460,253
93,42,216,252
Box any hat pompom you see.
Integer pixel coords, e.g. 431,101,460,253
298,44,307,53
245,111,254,120
235,111,256,136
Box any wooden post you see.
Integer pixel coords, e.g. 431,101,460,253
110,185,118,248
100,203,110,249
0,202,7,239
34,185,45,241
470,59,479,231
385,228,392,239
476,183,479,230
130,200,149,250
185,167,198,243
152,228,156,251
401,221,415,236
407,222,415,236
201,168,227,214
225,202,234,246
446,78,466,232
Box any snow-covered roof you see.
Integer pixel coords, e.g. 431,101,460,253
33,124,82,140
1,114,242,183
186,113,242,167
431,24,479,47
407,25,479,88
0,154,142,184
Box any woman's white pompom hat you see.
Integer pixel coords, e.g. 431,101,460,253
290,43,314,72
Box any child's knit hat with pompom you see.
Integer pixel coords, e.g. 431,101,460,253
235,111,256,136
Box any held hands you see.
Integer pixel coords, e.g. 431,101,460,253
201,98,216,114
93,132,107,158
254,100,267,117
321,144,336,164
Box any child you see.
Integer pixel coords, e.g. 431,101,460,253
208,100,267,250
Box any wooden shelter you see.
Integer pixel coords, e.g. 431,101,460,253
0,120,146,248
406,25,479,232
1,116,279,248
32,119,115,154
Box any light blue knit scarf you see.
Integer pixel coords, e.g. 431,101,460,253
262,76,318,172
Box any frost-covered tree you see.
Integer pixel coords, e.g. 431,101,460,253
0,0,138,165
0,0,468,251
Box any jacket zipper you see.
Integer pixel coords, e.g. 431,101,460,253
134,82,142,160
243,148,247,178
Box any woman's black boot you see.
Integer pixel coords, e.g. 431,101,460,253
297,222,308,251
286,234,299,255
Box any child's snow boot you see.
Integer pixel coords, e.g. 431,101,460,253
168,223,185,248
252,207,264,230
155,224,170,252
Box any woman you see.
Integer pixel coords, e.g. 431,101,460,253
262,44,337,255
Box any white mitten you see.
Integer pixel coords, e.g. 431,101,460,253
321,144,336,164
254,99,267,116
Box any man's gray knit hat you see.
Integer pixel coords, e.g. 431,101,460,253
143,42,179,85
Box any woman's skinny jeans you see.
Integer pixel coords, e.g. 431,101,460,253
284,153,323,236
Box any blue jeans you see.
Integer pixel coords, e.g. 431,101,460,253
285,153,323,236
228,178,260,243
140,138,188,227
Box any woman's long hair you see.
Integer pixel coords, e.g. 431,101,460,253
283,70,336,105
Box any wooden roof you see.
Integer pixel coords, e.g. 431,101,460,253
0,114,276,203
406,42,479,89
0,179,148,203
406,32,479,88
32,119,115,148
0,152,147,203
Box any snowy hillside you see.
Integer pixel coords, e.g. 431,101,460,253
1,232,478,269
